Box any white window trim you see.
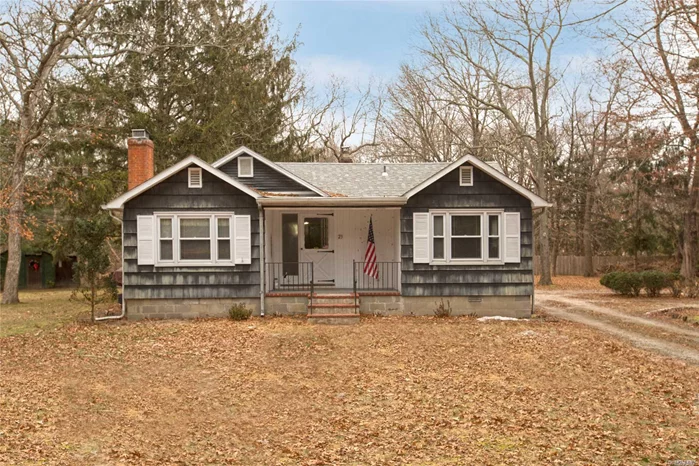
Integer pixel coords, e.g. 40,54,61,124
238,156,253,178
188,167,203,188
429,209,503,265
459,166,473,187
154,212,235,267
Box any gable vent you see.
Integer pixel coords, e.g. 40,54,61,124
238,156,253,177
188,167,202,188
459,166,473,186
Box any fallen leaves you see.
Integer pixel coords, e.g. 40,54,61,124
0,313,697,465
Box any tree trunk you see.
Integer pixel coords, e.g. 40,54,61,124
1,145,26,305
680,154,698,281
582,190,594,277
538,207,553,285
91,281,96,322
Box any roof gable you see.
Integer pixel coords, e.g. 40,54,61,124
103,155,260,210
402,154,551,208
212,146,328,197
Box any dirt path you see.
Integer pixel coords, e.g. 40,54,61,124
537,292,699,365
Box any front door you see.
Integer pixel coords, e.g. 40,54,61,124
299,214,335,285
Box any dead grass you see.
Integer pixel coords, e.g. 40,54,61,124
1,295,698,465
0,289,91,337
535,275,606,291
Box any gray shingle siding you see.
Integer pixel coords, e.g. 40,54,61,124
400,163,534,297
123,168,260,300
219,157,318,195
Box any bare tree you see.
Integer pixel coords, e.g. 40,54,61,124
311,77,383,162
418,0,581,285
0,0,109,304
611,0,699,281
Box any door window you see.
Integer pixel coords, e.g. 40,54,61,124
304,217,329,249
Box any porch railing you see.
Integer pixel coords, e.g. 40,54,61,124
353,261,401,293
265,262,314,293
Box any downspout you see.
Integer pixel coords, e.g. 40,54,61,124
95,210,127,321
258,205,265,317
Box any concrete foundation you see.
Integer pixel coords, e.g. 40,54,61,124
127,298,260,320
127,295,532,320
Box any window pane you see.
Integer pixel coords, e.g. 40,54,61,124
160,240,173,261
452,237,481,259
160,218,172,238
217,218,230,238
304,218,329,249
180,218,210,238
433,215,444,236
489,238,499,259
452,216,480,236
282,214,299,275
218,239,231,260
181,239,211,260
489,215,499,236
433,238,445,259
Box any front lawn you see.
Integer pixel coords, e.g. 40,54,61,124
0,289,91,337
1,293,697,465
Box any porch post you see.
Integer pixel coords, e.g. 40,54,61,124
259,205,265,317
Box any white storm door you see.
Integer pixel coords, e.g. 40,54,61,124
299,214,335,284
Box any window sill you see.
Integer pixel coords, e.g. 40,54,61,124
154,262,236,268
428,260,504,266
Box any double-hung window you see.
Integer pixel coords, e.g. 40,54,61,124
429,210,503,264
154,212,235,266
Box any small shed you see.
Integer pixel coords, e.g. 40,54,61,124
0,249,76,290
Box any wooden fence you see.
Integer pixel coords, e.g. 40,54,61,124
533,255,670,276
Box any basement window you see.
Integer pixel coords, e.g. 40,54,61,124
238,156,253,178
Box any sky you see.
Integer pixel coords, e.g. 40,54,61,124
271,1,446,88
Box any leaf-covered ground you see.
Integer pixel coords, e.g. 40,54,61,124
1,313,698,465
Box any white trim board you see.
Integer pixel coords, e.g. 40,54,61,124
103,155,261,210
212,146,329,197
402,154,552,209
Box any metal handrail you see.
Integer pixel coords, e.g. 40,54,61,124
353,261,401,293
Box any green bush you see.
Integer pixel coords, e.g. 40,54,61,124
601,271,682,297
228,303,252,321
640,271,669,297
600,271,643,296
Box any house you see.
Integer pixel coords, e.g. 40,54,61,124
103,130,550,322
0,248,76,290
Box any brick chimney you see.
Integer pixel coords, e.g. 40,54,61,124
127,129,154,189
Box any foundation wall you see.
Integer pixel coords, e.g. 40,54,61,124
127,298,260,320
127,295,531,320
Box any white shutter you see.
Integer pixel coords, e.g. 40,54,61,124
504,212,521,263
136,215,155,265
413,212,430,264
234,215,251,264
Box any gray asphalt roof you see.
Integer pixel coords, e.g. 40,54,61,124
278,161,503,197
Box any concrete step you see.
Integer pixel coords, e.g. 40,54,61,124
308,303,359,315
307,314,360,325
310,295,358,305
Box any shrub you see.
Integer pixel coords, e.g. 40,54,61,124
228,303,252,321
434,299,452,318
640,271,670,297
600,271,643,296
667,273,684,298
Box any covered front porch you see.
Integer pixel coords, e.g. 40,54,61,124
262,204,402,296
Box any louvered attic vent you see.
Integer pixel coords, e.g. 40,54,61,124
188,167,202,188
459,166,473,186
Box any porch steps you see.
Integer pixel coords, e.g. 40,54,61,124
307,293,360,325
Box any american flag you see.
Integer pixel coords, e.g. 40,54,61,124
363,216,379,280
